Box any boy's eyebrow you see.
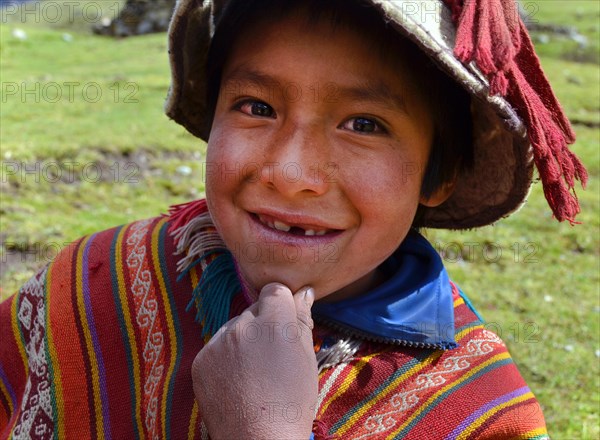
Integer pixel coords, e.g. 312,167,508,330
336,80,409,115
222,67,408,114
221,67,282,91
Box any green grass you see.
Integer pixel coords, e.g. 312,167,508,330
526,0,600,64
1,1,599,438
0,18,204,293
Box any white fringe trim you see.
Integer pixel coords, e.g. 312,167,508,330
171,210,227,274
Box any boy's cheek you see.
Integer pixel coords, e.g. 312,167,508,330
205,142,252,188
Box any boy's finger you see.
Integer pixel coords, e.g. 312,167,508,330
257,282,295,320
239,301,259,320
293,287,315,331
206,302,261,347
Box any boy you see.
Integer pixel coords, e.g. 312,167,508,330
0,0,586,439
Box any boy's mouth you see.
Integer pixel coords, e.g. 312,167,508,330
254,213,337,236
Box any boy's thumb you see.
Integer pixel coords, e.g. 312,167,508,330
293,287,315,330
257,282,294,317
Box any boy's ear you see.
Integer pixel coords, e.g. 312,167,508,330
419,179,456,207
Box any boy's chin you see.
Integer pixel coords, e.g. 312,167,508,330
237,268,328,301
248,274,324,298
240,266,378,303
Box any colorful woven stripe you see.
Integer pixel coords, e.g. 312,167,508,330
0,212,548,439
450,386,534,440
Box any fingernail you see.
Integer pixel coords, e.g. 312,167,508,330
303,287,315,307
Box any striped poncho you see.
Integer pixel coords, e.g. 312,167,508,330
0,203,549,439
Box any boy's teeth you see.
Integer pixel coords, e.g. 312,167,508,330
258,214,330,236
273,220,291,232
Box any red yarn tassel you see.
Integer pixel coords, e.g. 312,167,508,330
453,0,477,62
442,0,587,223
165,199,208,235
507,66,587,223
451,0,521,95
513,22,576,143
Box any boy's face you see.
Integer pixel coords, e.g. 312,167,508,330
206,11,447,300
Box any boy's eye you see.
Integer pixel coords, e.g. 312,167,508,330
237,100,276,118
340,117,386,134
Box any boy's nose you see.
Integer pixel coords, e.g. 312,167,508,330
259,125,332,198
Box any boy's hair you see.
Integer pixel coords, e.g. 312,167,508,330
205,0,474,226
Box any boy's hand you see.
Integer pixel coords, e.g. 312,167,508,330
192,283,318,439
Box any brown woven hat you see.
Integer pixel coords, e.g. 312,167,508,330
164,0,586,230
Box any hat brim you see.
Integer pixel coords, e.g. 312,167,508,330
165,0,534,229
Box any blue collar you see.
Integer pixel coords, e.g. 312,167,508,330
312,231,457,350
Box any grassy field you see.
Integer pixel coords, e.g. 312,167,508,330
1,1,599,438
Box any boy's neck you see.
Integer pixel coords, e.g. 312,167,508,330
319,267,387,303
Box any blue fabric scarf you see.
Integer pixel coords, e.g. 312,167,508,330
312,231,457,349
